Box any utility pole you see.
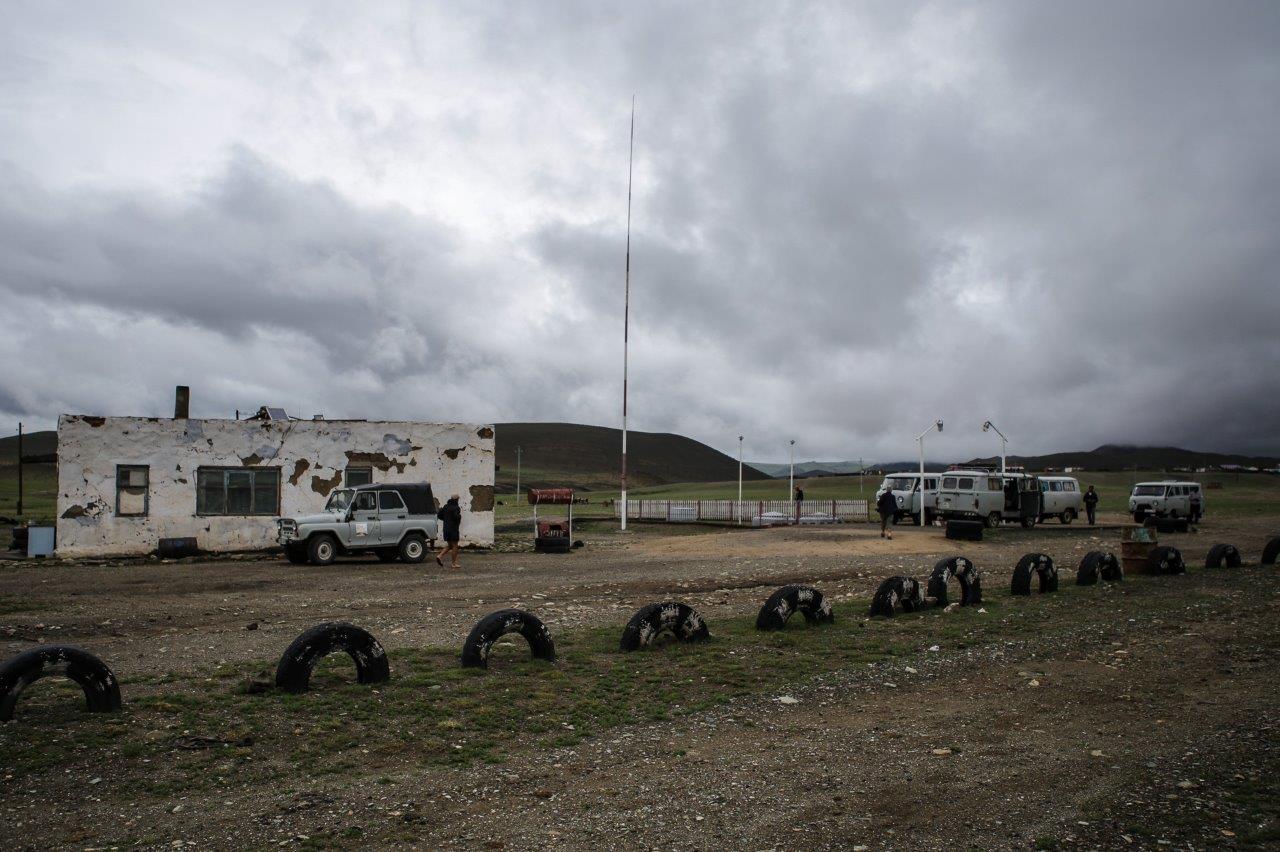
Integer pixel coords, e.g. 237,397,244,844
737,435,744,525
859,457,864,496
515,446,522,501
620,96,635,532
789,440,795,501
16,422,23,518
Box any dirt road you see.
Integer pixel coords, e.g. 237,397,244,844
1,517,1277,849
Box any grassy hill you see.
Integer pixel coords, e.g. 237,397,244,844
0,429,57,463
494,422,769,492
961,444,1280,472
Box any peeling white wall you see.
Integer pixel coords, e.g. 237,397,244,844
56,415,495,557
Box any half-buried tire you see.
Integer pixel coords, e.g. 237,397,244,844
868,576,925,618
1147,546,1186,576
1076,551,1123,585
755,585,834,631
619,602,709,652
927,556,982,607
1011,553,1057,596
1263,537,1280,566
460,609,557,669
0,645,122,721
274,622,390,694
1204,543,1242,569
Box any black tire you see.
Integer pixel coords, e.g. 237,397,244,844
1076,550,1122,585
945,520,983,541
398,534,427,564
868,576,925,617
1060,509,1076,525
1147,545,1185,576
460,609,557,669
0,645,121,721
375,549,399,563
307,534,338,566
274,622,390,694
1204,543,1241,569
927,556,982,607
1011,553,1057,596
985,512,1001,529
284,544,309,565
1262,537,1280,566
1020,515,1036,529
619,602,709,652
755,585,834,630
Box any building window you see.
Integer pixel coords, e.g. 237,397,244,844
116,465,149,516
345,466,373,487
196,467,280,515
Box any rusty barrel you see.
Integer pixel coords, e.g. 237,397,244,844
1120,525,1158,574
528,488,574,505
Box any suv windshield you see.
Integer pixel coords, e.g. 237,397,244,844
884,477,916,492
325,489,354,512
1132,485,1166,497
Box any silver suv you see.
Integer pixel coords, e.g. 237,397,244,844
277,483,439,565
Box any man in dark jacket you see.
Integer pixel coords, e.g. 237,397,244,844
1084,485,1099,525
434,494,463,568
876,488,897,539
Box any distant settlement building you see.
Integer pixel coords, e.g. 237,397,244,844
56,411,495,557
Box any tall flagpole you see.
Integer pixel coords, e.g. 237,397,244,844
620,96,635,531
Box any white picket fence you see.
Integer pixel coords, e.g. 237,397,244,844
614,498,869,525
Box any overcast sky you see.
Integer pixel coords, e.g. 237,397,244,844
2,1,1277,463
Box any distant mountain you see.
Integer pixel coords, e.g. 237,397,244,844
495,423,770,490
0,430,57,464
960,444,1280,472
750,460,868,477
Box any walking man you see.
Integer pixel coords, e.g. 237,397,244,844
1084,485,1099,526
876,487,897,539
435,494,463,568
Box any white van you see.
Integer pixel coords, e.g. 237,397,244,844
1129,481,1203,523
1038,475,1084,524
936,470,1042,528
875,473,941,525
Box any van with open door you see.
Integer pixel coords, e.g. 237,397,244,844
1038,475,1084,524
875,472,941,525
936,470,1043,528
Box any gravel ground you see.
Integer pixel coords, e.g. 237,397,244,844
1,515,1277,849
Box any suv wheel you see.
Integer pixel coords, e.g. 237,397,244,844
399,533,427,564
1061,508,1076,525
307,534,337,566
985,512,1001,529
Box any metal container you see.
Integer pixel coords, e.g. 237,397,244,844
1120,526,1156,575
26,526,55,558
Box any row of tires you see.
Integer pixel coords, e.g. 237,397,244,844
2,538,1274,722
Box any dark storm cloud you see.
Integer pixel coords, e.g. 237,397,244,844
0,1,1277,460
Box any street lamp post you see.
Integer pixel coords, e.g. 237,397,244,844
515,446,522,501
982,421,1008,479
916,420,944,527
789,440,795,501
737,436,744,525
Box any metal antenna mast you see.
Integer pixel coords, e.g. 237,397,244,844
620,96,635,531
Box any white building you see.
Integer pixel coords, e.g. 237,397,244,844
56,413,495,557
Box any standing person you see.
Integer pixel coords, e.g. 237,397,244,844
1189,488,1202,523
434,494,463,568
794,485,804,503
1084,485,1099,526
876,487,897,539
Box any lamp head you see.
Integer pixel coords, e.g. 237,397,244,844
982,421,991,432
936,419,944,433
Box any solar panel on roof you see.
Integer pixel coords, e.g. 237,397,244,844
265,407,288,421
